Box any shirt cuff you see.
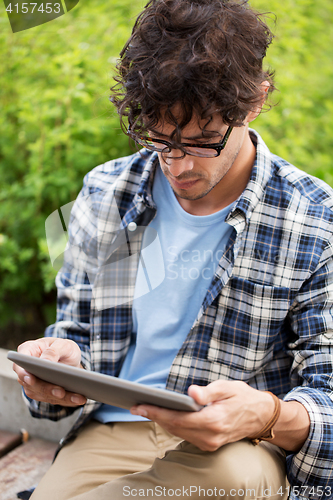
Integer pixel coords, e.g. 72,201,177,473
283,387,333,497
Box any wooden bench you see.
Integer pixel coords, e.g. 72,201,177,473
0,429,57,500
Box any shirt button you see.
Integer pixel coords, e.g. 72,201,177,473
128,222,137,232
95,333,101,340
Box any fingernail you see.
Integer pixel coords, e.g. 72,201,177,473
24,376,31,385
52,389,63,398
71,395,84,405
131,407,148,417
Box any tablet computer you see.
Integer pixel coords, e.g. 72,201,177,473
7,351,202,412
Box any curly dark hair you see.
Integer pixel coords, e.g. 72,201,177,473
111,0,275,142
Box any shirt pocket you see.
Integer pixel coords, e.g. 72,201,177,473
206,278,291,378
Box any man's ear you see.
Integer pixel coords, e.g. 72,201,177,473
246,80,270,124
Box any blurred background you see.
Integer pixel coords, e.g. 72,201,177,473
0,0,332,349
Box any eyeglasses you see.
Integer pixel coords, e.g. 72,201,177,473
128,126,233,158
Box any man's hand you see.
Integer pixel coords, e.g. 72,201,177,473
13,337,87,407
131,380,275,451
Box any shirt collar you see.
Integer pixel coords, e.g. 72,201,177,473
226,129,273,224
135,150,159,209
119,150,158,230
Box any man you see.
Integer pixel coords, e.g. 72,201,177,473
13,0,333,499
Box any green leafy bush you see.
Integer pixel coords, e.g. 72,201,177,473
253,0,333,184
0,0,145,347
0,0,332,348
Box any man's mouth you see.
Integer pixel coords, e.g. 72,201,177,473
169,178,200,189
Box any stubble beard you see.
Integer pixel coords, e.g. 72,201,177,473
162,147,241,201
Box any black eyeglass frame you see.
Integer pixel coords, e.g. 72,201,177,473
128,125,233,158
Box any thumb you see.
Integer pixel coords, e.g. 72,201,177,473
35,338,81,367
188,381,230,406
39,347,61,362
187,385,211,406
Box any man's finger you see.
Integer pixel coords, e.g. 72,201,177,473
130,404,187,421
17,339,44,357
131,404,170,420
13,365,37,385
18,378,87,407
130,404,203,428
16,338,82,367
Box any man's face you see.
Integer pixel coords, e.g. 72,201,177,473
151,112,250,206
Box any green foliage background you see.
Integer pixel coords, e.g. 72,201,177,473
0,0,332,348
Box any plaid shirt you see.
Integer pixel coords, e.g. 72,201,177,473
26,130,333,499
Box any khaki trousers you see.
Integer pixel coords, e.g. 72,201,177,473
31,420,288,500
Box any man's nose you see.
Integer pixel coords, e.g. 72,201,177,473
163,153,195,177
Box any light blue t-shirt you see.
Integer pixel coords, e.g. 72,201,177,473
92,165,234,422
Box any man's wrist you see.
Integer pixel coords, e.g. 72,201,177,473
270,400,310,452
248,392,281,445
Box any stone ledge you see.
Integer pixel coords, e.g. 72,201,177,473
0,348,17,379
0,348,78,442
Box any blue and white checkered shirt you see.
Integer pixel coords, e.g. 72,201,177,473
26,130,333,499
